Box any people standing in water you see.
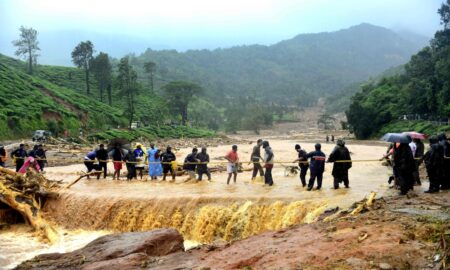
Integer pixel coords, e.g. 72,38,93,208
11,144,27,172
134,143,146,180
196,147,211,181
306,143,326,191
183,148,199,181
225,145,239,184
250,139,264,181
327,139,352,189
423,136,444,193
84,150,97,179
161,146,176,181
148,143,162,180
293,144,309,187
262,141,274,186
95,144,109,179
111,144,124,180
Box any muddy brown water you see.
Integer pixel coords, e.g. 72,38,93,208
0,139,427,269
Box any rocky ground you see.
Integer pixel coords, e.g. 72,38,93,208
15,191,450,270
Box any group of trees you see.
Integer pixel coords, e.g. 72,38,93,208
347,0,450,139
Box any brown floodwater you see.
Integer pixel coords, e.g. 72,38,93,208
0,139,425,269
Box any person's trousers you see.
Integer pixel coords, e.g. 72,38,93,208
38,161,45,171
308,172,323,189
99,162,107,178
398,170,414,195
334,176,349,189
252,162,264,178
16,160,24,172
427,172,440,192
264,167,273,186
299,166,308,186
0,161,4,168
84,161,94,173
198,170,211,180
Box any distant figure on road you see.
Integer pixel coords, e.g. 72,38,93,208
225,145,239,184
95,144,109,179
306,143,326,191
327,139,352,189
196,147,211,181
11,144,27,172
262,141,274,186
331,135,334,142
161,146,176,181
326,135,329,143
423,136,444,193
293,144,309,187
250,139,264,181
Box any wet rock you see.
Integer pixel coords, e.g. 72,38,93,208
379,262,392,269
14,228,184,270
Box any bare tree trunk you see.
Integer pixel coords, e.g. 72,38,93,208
28,48,33,75
107,84,112,105
85,68,90,95
150,72,154,93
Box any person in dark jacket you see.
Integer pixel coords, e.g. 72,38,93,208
111,144,124,180
327,139,352,189
413,138,425,185
262,141,274,186
35,144,47,172
306,143,326,191
11,144,27,172
423,136,444,193
438,133,450,190
84,150,97,179
28,145,38,158
196,147,211,181
161,146,177,181
123,150,137,180
393,141,415,195
183,148,199,181
250,139,264,180
293,144,309,187
95,144,109,179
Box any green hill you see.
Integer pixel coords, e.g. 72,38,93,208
0,54,127,139
130,23,427,106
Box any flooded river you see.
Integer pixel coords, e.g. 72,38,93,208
1,138,421,269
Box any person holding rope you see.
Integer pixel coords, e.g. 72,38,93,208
225,145,239,184
95,144,108,179
84,150,97,179
438,133,450,190
262,141,274,186
11,144,27,172
148,143,162,180
161,146,176,181
134,143,146,180
183,148,199,181
327,138,352,189
250,139,264,181
196,147,211,181
35,144,47,172
306,143,326,191
293,144,309,187
0,145,7,168
111,144,125,180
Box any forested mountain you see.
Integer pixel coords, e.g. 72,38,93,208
346,2,450,139
130,23,427,106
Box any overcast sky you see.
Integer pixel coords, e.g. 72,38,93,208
0,0,444,64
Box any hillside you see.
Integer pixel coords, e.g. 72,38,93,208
131,23,427,106
346,10,450,139
0,54,127,139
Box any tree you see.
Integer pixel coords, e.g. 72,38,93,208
71,41,94,95
117,57,139,128
143,61,156,93
91,52,112,104
438,0,450,29
12,26,40,74
162,81,202,125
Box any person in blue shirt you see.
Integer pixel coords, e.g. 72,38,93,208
306,143,326,191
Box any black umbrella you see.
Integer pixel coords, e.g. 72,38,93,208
381,133,412,143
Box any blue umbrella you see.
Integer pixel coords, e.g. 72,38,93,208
381,133,412,143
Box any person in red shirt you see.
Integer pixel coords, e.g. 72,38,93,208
225,145,239,184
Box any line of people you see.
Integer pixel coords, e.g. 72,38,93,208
382,133,450,195
7,143,47,173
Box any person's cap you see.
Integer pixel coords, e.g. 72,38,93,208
295,144,301,150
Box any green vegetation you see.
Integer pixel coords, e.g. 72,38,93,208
347,1,450,139
379,121,450,137
90,125,215,141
